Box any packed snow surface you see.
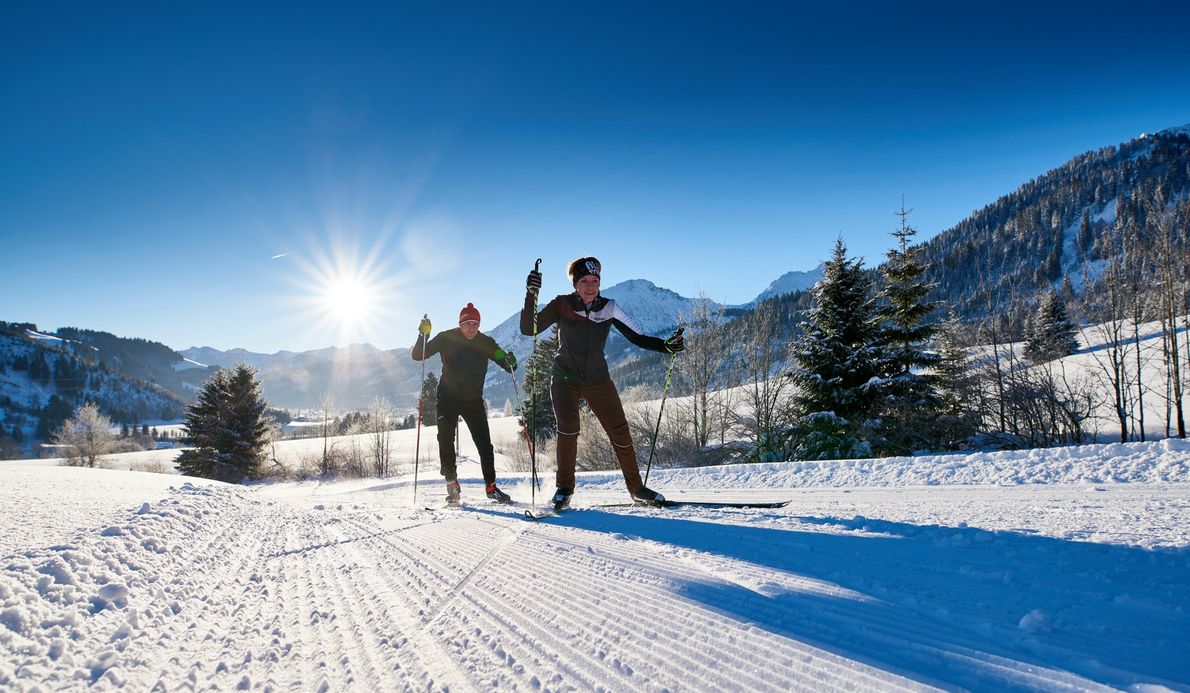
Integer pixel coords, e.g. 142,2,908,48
2,440,1188,691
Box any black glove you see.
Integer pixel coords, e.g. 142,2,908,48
495,348,517,373
664,331,685,354
526,269,542,295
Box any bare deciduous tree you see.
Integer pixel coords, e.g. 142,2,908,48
367,396,395,477
676,291,729,449
318,393,337,476
1140,187,1188,438
1080,217,1135,441
53,402,116,468
734,301,793,460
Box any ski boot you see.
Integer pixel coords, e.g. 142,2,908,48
631,485,666,507
445,479,462,505
486,483,512,504
551,487,573,511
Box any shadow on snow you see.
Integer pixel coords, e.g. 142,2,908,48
521,508,1189,692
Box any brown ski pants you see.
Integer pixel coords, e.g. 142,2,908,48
550,376,643,492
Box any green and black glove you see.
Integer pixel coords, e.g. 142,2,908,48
495,348,517,372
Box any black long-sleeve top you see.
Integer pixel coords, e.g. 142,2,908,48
521,292,668,384
411,328,511,401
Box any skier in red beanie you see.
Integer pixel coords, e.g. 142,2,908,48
412,303,518,504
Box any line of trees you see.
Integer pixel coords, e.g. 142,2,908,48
622,191,1186,470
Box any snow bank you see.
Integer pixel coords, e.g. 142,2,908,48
0,483,265,689
583,438,1190,492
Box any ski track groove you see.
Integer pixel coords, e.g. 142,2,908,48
334,521,474,691
644,512,1131,688
337,512,506,690
500,527,929,692
518,524,1105,691
8,480,1178,692
517,529,872,690
478,540,785,692
132,492,285,691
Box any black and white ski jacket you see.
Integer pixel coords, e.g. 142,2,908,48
521,292,669,384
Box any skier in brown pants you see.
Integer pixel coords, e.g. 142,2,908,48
521,256,685,509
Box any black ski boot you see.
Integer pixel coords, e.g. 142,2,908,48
445,480,462,505
486,483,513,504
631,486,666,507
551,487,573,511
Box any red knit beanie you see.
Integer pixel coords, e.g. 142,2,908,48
458,303,481,324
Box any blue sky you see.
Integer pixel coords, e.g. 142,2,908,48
3,1,1189,353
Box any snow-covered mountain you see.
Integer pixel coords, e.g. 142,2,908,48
182,343,388,374
180,343,420,412
747,264,824,305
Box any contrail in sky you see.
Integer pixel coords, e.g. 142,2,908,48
270,253,290,260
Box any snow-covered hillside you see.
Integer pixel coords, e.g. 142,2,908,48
0,331,185,448
748,263,824,305
3,438,1188,691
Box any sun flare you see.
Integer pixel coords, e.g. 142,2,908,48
286,238,401,348
321,276,374,322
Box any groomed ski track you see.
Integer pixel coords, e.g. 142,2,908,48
4,473,1186,691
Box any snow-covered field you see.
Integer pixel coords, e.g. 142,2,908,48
3,441,1188,691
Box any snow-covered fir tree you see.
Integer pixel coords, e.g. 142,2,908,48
176,370,228,479
517,327,558,442
1024,290,1080,364
788,239,879,460
933,313,980,448
872,202,944,454
177,364,269,482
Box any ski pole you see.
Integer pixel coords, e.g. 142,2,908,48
528,258,542,509
412,316,428,507
643,327,683,488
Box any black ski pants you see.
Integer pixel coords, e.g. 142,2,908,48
436,393,496,485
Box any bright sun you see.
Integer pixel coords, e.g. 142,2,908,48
323,277,368,321
287,238,398,347
321,275,374,323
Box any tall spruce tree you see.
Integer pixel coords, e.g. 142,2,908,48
176,369,228,479
1023,290,1079,364
177,364,269,482
872,202,944,454
419,372,439,424
517,327,559,442
789,239,879,460
933,313,980,448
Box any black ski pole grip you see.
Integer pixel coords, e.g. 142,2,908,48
534,258,542,271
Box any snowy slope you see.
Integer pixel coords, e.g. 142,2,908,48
3,439,1188,691
748,263,825,305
